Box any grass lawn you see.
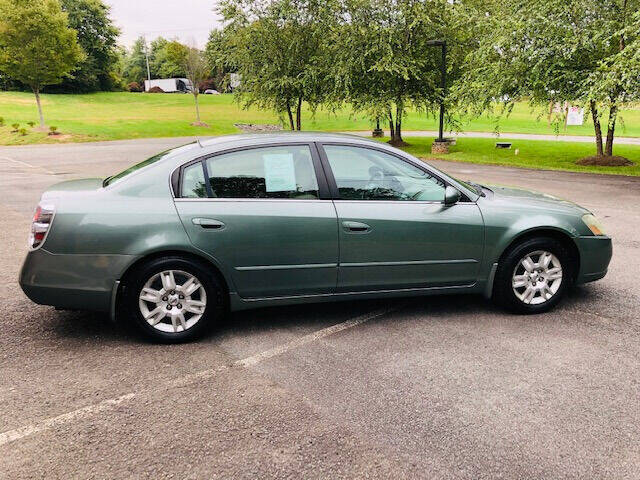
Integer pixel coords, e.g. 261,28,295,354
1,91,638,176
397,137,640,176
1,91,640,146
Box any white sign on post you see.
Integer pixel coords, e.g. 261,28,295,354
566,106,584,126
264,154,297,192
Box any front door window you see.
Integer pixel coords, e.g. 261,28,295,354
323,145,445,202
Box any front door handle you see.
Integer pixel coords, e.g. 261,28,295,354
192,218,225,230
342,221,371,233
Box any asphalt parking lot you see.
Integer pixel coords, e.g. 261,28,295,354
1,137,639,479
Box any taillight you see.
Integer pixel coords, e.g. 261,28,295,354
28,204,55,249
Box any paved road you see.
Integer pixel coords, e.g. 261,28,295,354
1,138,639,479
347,130,640,145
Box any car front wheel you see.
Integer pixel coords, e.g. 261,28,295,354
126,256,224,343
493,237,574,314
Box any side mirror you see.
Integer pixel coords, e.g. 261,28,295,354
444,186,461,206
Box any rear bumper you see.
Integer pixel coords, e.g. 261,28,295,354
574,235,612,285
19,249,136,312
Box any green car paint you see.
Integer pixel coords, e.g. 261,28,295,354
19,133,612,317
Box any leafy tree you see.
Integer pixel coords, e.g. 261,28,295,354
122,36,186,85
122,37,148,85
327,0,457,145
0,0,84,127
56,0,120,92
150,38,185,79
167,41,210,125
454,0,640,158
210,0,332,130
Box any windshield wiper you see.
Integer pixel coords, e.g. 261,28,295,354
102,176,112,187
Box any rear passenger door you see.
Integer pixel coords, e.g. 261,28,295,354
174,144,339,299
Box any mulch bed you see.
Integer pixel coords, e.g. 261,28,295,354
576,155,634,167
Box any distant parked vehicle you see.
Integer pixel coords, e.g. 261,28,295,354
144,78,193,93
204,89,220,95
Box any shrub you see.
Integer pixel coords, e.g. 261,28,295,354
127,81,143,92
18,128,27,136
0,116,4,127
48,125,59,135
11,123,19,132
27,121,35,127
198,78,217,92
147,86,165,93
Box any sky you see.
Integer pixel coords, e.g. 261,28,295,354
105,0,221,49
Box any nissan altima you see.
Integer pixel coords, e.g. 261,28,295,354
20,133,612,342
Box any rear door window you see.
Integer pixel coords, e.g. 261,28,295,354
204,145,319,199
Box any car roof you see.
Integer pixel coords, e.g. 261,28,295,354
200,131,377,148
184,132,395,158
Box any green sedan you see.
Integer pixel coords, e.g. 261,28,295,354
19,133,612,342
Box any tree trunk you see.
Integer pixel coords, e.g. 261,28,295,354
193,93,201,123
590,100,604,157
33,87,45,128
286,100,295,131
296,96,302,130
388,110,395,139
605,103,617,156
389,101,405,146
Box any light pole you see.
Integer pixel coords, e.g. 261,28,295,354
425,39,447,143
372,117,383,137
143,36,151,90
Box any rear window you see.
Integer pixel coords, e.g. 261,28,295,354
103,142,197,186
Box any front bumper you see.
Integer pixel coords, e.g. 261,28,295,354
19,249,136,312
574,235,612,284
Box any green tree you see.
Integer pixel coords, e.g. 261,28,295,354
210,0,332,130
57,0,120,92
328,0,457,146
167,41,210,125
122,36,187,86
0,0,84,127
454,0,640,158
122,37,148,84
150,38,186,79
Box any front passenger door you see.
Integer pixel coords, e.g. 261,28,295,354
320,144,484,292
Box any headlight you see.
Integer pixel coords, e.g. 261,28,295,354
582,214,606,236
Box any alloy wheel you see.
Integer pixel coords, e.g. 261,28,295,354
512,250,563,305
138,270,207,333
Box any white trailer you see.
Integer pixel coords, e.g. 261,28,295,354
144,78,193,93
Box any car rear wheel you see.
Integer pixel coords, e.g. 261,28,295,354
126,256,225,343
493,237,574,313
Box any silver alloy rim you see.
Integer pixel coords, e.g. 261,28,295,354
512,250,563,305
138,270,207,333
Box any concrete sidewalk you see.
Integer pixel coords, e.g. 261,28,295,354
346,130,640,145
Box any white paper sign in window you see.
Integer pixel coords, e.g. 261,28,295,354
264,154,297,192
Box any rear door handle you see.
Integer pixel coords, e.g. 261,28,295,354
192,218,225,230
342,221,371,233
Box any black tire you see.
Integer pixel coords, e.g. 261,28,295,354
493,236,574,314
124,256,225,343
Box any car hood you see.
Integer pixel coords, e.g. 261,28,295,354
485,184,590,214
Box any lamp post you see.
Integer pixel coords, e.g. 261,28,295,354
426,40,448,153
372,117,383,137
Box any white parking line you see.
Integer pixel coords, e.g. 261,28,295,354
0,155,56,175
0,305,398,447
